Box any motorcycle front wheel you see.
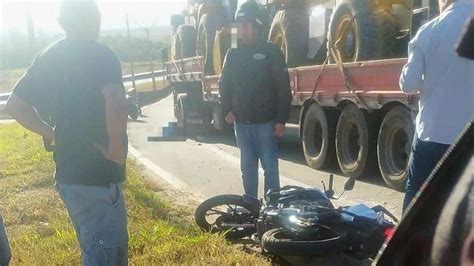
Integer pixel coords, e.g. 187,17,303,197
261,227,348,257
194,194,259,239
129,105,140,120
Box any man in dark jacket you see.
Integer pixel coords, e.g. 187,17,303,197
218,2,292,198
5,1,129,264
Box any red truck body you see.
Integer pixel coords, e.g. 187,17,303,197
166,56,417,110
165,56,418,191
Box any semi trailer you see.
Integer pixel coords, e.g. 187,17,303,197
165,0,439,191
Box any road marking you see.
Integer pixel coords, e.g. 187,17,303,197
195,141,309,188
191,139,360,206
128,145,206,202
131,94,356,206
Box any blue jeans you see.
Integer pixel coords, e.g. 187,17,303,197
56,182,128,266
235,121,280,198
403,137,449,212
0,212,11,266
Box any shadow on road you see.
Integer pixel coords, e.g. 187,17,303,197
191,125,387,189
138,86,172,107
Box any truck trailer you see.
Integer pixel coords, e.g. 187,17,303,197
165,0,439,191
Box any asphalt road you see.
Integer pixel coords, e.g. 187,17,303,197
128,94,404,219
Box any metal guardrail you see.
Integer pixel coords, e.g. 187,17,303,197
122,70,166,83
0,71,167,118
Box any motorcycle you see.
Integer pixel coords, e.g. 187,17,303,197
194,175,398,259
126,88,141,120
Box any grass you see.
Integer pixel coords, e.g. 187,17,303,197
0,123,269,265
0,69,25,93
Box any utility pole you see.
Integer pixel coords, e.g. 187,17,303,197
145,27,156,90
126,13,136,89
25,4,37,57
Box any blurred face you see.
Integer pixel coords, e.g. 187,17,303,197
233,22,258,45
58,2,101,41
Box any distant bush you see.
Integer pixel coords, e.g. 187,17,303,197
0,28,171,71
100,34,169,63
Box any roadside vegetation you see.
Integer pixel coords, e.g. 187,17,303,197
0,123,269,265
0,69,25,93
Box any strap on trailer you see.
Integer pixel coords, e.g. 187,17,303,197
310,13,371,112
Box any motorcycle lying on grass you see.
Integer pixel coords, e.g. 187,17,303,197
194,175,398,260
126,87,141,120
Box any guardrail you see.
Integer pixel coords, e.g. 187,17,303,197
0,70,167,118
122,70,166,83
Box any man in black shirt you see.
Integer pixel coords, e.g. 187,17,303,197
5,1,129,264
218,2,292,198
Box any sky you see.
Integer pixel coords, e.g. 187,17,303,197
0,0,187,34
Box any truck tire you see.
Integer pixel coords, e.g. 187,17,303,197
302,103,336,170
335,104,375,178
268,8,309,68
173,25,197,60
213,27,231,75
377,106,414,191
327,0,398,63
197,14,225,74
261,228,347,257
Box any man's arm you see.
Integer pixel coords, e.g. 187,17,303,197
400,39,425,93
100,84,128,165
6,53,54,140
5,95,54,140
218,49,233,118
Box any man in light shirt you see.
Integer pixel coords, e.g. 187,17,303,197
399,0,474,212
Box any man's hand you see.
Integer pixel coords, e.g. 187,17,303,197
41,125,54,141
225,112,236,124
274,123,285,137
6,94,55,141
94,143,126,165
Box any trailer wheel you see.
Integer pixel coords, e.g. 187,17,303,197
302,103,336,169
268,8,309,67
335,104,374,178
173,25,197,60
327,0,398,63
197,13,225,74
378,106,414,191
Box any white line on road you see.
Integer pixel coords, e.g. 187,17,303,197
194,140,309,188
189,139,358,206
128,145,206,202
129,95,359,206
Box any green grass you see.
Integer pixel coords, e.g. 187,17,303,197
0,123,269,265
0,69,25,93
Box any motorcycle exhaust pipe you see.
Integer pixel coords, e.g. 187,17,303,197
221,223,256,229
